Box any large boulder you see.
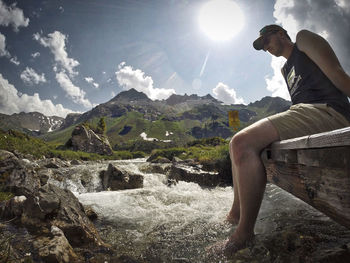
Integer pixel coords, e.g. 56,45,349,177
66,125,113,155
100,163,143,190
168,164,227,187
21,183,106,247
0,150,112,261
0,150,41,196
33,226,78,263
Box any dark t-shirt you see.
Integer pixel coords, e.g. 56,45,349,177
282,45,350,122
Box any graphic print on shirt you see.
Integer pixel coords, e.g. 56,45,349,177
286,66,302,96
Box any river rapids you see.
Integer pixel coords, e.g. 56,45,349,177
48,159,350,262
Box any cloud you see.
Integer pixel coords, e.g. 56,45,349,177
56,71,92,108
0,73,72,118
33,31,79,76
10,56,20,65
84,76,99,88
212,82,245,105
85,77,93,83
31,52,40,58
0,32,21,65
20,67,47,85
115,62,175,100
268,0,350,98
265,57,290,100
0,0,29,31
0,32,10,57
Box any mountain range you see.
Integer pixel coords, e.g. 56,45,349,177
0,89,291,149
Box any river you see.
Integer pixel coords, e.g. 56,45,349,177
49,159,350,262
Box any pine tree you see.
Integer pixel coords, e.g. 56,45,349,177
97,117,106,134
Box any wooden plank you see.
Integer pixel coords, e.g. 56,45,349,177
261,146,350,229
270,126,350,150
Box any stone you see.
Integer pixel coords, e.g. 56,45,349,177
85,206,98,221
66,125,113,155
21,183,106,247
33,225,77,263
151,157,171,163
0,150,41,196
0,195,27,219
100,163,143,190
38,158,70,169
172,156,183,163
138,162,172,175
9,195,27,217
168,164,226,187
0,150,19,177
45,162,60,169
70,159,81,165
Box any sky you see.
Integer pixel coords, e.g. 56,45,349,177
0,0,349,118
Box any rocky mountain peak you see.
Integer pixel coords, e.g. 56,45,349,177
111,88,150,102
165,93,219,106
0,111,64,135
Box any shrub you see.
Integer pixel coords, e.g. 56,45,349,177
147,147,187,162
186,137,227,147
0,191,14,202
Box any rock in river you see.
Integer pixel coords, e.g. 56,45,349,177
168,163,227,187
100,163,144,190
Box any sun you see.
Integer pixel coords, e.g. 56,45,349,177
198,0,244,41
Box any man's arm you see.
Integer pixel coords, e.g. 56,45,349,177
296,29,350,97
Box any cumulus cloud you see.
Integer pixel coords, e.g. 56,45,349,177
265,57,290,100
266,0,350,98
115,62,175,100
0,73,72,118
84,76,99,88
0,32,21,65
33,31,79,76
0,0,29,31
0,32,10,57
20,67,47,85
56,71,92,108
212,82,245,105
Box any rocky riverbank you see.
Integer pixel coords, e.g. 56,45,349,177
1,149,350,262
0,149,231,262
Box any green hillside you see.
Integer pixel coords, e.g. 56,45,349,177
2,91,291,155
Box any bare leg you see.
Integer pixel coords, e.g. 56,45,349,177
226,144,240,225
225,119,280,254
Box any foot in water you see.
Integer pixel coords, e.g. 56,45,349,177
225,209,240,225
207,231,255,258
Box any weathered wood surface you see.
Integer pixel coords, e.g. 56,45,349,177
261,127,350,229
269,126,350,150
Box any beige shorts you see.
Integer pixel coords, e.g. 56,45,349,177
267,103,350,140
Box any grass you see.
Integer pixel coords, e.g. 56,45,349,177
147,137,231,174
0,129,146,161
0,128,229,173
0,191,14,202
40,111,197,149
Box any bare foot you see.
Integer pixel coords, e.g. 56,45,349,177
225,210,240,225
206,235,254,259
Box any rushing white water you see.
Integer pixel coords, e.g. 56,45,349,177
49,159,346,262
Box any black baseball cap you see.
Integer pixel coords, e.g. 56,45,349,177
253,24,286,50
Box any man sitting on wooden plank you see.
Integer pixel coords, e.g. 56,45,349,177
215,25,350,257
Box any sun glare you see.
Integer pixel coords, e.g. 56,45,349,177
198,0,244,41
